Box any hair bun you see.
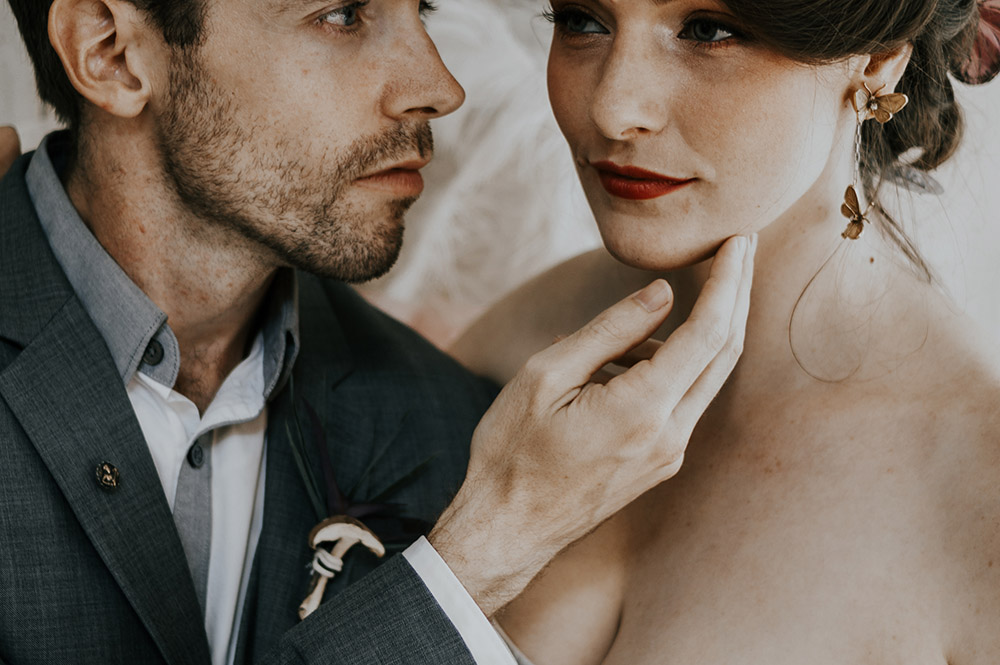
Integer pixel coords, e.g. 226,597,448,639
952,0,1000,84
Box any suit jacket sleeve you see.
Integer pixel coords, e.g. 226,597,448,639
260,555,477,665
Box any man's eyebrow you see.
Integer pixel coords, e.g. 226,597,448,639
270,0,332,18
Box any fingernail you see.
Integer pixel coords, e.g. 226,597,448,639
635,279,671,312
750,233,758,253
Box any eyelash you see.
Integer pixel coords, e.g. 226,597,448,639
542,6,743,50
317,0,439,34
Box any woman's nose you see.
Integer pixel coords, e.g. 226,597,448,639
588,43,671,140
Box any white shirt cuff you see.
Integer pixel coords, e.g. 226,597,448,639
403,536,517,665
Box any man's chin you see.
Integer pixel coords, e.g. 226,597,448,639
285,227,405,284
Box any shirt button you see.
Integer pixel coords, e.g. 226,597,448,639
143,340,164,366
187,443,205,469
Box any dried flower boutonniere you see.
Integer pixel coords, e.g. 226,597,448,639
285,382,437,620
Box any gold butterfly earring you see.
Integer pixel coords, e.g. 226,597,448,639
840,82,909,240
852,82,909,125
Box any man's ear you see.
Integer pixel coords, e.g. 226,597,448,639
861,43,914,93
48,0,158,119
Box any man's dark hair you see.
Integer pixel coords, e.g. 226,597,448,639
6,0,204,132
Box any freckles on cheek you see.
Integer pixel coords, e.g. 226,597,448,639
707,66,819,176
549,84,590,147
548,53,593,129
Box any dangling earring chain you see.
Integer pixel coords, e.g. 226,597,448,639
840,82,909,240
852,116,863,191
840,116,869,240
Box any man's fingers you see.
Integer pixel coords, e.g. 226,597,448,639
591,367,620,385
535,279,674,388
590,338,661,385
613,339,663,368
673,234,756,430
0,127,22,178
619,236,750,407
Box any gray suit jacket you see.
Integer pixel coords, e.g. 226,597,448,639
0,153,499,664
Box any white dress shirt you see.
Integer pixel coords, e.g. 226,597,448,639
128,332,268,665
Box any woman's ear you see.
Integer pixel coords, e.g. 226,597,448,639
48,0,157,119
861,43,915,93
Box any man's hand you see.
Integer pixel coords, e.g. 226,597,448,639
0,127,22,178
430,234,756,616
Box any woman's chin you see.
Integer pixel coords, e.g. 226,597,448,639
600,232,723,273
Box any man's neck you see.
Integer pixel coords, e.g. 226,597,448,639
66,127,278,412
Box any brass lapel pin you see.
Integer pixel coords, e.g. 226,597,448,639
95,462,120,490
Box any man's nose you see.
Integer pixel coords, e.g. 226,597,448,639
382,24,466,120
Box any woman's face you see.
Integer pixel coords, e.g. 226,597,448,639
547,0,858,269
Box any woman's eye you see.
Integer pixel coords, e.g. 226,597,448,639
419,0,438,17
546,8,609,35
679,18,737,44
319,2,367,28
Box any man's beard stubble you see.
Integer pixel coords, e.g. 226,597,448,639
155,51,434,283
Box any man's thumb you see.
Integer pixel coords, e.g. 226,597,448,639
542,279,673,386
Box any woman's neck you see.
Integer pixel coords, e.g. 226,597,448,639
666,190,937,425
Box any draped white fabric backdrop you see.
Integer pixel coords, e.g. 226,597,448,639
3,0,997,346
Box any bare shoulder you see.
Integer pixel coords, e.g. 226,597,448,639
938,393,1000,663
449,249,662,383
911,316,1000,662
919,307,1000,452
903,305,1000,478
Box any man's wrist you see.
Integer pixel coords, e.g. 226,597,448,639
428,488,551,618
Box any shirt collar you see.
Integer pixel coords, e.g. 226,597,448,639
25,131,300,400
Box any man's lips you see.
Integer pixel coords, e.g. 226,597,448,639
590,161,695,201
354,159,430,196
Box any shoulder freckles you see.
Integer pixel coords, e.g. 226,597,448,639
928,376,1000,463
926,373,1000,527
935,380,1000,659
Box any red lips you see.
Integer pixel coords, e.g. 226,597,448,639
591,161,695,200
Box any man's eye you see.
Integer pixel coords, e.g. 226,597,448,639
319,2,368,28
678,18,738,44
544,7,610,35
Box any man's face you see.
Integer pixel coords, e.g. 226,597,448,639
151,0,464,282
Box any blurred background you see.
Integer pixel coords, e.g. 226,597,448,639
2,0,997,348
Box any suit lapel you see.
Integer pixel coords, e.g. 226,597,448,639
242,275,428,656
0,157,211,665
